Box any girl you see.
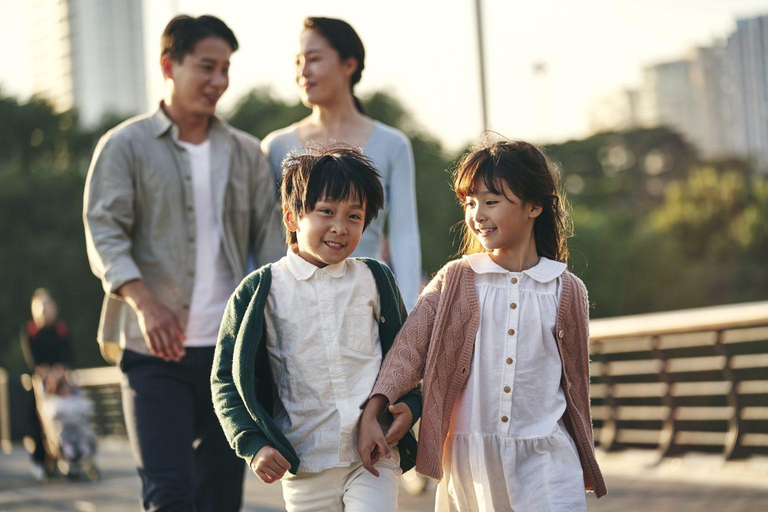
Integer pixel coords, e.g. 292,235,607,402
358,140,606,511
261,17,422,311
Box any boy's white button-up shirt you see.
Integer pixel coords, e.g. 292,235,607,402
264,249,382,473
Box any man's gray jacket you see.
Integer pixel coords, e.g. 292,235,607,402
83,105,284,363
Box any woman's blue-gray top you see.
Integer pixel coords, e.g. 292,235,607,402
261,121,422,311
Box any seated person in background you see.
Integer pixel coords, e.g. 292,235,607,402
20,288,74,479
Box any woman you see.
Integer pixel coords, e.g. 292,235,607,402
262,17,422,311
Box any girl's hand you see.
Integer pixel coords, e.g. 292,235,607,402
384,403,413,444
250,446,291,484
357,403,391,477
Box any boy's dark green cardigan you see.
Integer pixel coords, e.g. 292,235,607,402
211,258,422,475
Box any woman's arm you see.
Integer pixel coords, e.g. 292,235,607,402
385,135,422,312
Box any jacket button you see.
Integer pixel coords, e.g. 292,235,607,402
381,316,386,323
506,358,513,365
501,416,509,423
504,386,511,393
510,303,517,309
508,329,515,336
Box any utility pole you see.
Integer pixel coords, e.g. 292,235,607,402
474,0,489,131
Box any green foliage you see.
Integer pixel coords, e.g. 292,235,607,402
226,87,310,139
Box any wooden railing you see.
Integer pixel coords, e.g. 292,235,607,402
3,301,766,461
589,301,768,460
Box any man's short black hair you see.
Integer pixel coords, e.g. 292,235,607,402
161,15,238,62
281,146,385,246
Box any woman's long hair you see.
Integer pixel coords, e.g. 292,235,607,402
303,17,366,113
453,140,572,262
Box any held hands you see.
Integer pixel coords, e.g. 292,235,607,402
357,397,413,477
250,445,291,484
383,402,413,445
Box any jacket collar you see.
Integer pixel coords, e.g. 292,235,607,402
285,248,347,281
463,253,566,283
150,101,226,140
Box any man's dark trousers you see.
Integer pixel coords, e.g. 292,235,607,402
120,347,245,512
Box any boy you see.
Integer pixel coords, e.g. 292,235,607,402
211,147,421,512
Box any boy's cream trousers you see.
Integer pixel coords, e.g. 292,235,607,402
281,450,401,512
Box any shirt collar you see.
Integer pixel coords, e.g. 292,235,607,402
464,253,566,283
150,101,224,140
285,248,348,281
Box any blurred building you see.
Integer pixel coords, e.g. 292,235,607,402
636,48,731,160
587,88,640,133
590,13,768,172
28,0,147,127
638,59,698,143
727,15,768,173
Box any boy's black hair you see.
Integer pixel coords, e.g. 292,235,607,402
161,15,238,62
281,146,384,246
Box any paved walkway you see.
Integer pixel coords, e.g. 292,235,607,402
2,441,768,511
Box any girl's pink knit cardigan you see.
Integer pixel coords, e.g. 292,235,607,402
371,259,607,498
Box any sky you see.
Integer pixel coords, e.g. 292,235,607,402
2,0,768,150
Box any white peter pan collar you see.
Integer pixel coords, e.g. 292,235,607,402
285,248,347,281
464,253,566,283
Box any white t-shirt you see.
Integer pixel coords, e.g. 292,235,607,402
177,139,237,347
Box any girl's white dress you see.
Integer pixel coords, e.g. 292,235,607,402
435,254,586,512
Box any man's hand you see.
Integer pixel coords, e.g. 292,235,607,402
383,402,413,444
119,280,186,362
357,394,392,477
250,446,291,483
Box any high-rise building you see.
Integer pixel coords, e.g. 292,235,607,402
688,44,731,158
727,15,768,172
634,41,734,161
28,0,147,127
638,59,702,148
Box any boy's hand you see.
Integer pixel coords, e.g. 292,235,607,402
383,403,413,444
250,446,291,484
357,407,391,478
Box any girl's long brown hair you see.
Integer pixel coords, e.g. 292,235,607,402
453,140,571,262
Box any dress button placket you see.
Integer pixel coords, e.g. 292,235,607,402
502,273,520,432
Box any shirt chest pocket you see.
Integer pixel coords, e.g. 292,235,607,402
342,306,376,355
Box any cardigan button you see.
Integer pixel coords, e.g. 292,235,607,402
381,316,386,324
558,330,564,339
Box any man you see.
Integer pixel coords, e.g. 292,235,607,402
83,15,283,511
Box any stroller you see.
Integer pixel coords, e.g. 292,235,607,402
30,365,100,481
